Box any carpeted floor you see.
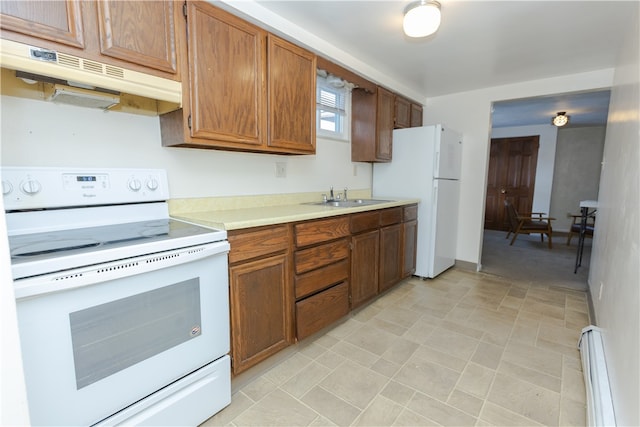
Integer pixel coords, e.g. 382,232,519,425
480,229,591,291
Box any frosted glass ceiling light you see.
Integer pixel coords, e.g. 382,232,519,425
552,111,570,127
403,0,441,38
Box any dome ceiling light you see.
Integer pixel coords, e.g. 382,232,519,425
552,111,570,127
403,0,442,38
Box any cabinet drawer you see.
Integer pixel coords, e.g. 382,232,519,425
380,207,403,226
295,238,349,275
404,204,418,222
296,282,349,340
350,211,380,233
295,259,349,299
228,225,290,264
295,216,350,247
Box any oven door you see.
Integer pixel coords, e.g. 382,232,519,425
14,241,230,426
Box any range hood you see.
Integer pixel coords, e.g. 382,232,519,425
0,39,182,108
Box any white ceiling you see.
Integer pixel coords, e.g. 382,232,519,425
253,0,637,127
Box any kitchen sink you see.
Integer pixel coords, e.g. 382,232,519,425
304,199,392,208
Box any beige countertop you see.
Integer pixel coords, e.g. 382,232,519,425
171,197,420,231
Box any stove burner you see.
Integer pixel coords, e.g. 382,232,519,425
12,239,102,257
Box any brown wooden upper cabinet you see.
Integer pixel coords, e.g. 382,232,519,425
160,1,316,154
395,96,411,129
0,0,180,79
267,35,316,153
410,102,423,127
352,86,394,162
395,95,423,129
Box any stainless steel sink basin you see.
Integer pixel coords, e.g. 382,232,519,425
304,199,392,208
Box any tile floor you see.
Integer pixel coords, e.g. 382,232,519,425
202,269,589,426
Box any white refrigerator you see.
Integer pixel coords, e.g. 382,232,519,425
373,124,463,278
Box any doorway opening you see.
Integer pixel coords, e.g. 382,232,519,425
479,90,609,290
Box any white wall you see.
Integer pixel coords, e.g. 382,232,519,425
490,124,558,215
423,69,615,266
588,19,640,427
0,96,372,198
551,126,606,232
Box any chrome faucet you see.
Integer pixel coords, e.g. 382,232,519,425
343,187,348,201
329,186,334,201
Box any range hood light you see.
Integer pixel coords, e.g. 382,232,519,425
19,77,38,85
45,84,120,110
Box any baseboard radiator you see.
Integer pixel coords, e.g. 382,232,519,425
578,326,616,426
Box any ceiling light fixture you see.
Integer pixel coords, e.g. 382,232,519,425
403,0,442,38
552,111,570,127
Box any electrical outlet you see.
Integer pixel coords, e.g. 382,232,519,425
275,162,287,178
599,282,604,300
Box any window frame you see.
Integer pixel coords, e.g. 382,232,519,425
316,75,351,142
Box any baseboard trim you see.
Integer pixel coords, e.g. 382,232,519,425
455,259,478,272
586,286,597,325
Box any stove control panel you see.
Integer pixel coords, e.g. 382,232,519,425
1,167,170,211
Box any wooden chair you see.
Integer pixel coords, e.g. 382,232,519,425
505,200,555,248
566,214,595,245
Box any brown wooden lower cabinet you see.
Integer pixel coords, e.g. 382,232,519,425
227,204,418,373
229,253,292,374
351,229,379,308
227,224,293,375
378,207,403,292
402,205,418,278
379,223,402,292
349,210,380,308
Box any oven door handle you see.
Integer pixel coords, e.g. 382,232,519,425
13,240,230,300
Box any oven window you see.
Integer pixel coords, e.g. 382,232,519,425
69,278,201,389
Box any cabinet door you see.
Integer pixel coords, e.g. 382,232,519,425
267,34,316,153
410,103,423,127
376,86,394,161
0,0,84,48
379,223,402,292
186,2,266,147
402,220,417,277
351,230,379,308
229,253,292,374
97,1,177,73
395,96,411,129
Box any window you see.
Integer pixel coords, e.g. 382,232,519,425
316,74,351,141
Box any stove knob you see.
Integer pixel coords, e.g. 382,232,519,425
2,180,13,196
146,178,159,191
20,179,41,195
128,178,142,192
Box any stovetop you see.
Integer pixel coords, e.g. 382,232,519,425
8,218,226,280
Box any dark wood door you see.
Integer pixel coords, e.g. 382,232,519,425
484,136,540,231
